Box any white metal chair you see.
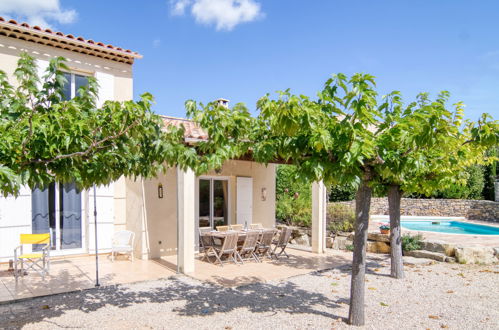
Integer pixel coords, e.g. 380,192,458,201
111,230,135,262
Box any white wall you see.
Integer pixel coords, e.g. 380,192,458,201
0,186,31,260
88,185,115,253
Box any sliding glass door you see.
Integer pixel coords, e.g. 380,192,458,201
198,178,229,229
32,183,83,251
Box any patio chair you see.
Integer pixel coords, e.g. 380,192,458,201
216,225,229,232
249,223,263,230
212,232,239,267
271,227,292,259
237,231,260,263
230,224,243,231
199,227,216,261
14,233,50,280
111,230,135,262
255,230,275,260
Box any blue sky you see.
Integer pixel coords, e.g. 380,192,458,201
2,0,499,120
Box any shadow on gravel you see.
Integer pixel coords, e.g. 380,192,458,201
0,275,343,328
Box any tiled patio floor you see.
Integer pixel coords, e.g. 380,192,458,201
0,254,175,303
159,247,353,287
0,248,354,303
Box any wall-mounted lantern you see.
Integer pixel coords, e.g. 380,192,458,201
158,183,164,199
261,187,267,201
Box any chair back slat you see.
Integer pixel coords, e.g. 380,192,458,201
216,225,229,232
221,232,238,252
113,230,134,245
199,227,214,249
277,227,292,246
230,224,243,231
249,223,263,230
20,233,50,245
259,230,275,248
241,231,259,251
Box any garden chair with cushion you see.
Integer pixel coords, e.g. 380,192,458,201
271,227,292,259
212,232,239,266
216,225,229,232
255,229,275,260
237,231,260,263
230,224,244,231
111,230,135,262
14,233,50,280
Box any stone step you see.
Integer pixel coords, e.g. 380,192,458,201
420,240,455,257
404,250,447,262
403,256,436,266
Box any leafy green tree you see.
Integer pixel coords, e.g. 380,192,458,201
373,91,497,280
253,74,383,326
0,53,183,195
181,74,497,326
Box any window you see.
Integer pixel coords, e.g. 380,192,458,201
62,72,89,100
32,183,82,250
31,71,89,251
198,178,229,229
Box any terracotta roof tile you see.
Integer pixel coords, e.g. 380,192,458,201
0,16,142,64
161,116,208,141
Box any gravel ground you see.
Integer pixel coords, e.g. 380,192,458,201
0,254,498,330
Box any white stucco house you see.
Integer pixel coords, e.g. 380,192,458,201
0,18,327,273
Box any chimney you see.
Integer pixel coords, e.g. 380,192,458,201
216,98,229,108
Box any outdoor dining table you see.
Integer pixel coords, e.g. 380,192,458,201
201,228,277,239
201,228,278,245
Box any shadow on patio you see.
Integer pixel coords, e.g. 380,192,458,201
158,248,364,286
0,274,345,328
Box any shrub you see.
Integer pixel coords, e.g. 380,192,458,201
276,165,312,227
430,165,485,200
327,203,355,234
276,192,312,227
401,234,424,252
329,184,356,202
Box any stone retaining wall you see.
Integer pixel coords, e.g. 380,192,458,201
329,198,499,222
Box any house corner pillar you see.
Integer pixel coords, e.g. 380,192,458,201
177,168,196,273
312,180,326,254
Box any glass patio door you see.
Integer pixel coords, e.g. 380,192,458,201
32,183,83,251
198,178,229,229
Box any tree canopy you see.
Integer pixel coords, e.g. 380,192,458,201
0,53,186,196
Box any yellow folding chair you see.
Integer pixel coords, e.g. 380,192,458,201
14,233,50,279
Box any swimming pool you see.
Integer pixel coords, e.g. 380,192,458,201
401,221,499,235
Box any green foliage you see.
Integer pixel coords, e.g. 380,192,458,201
432,165,485,199
275,165,312,227
327,203,355,233
401,234,424,252
329,184,357,201
483,147,498,201
0,53,182,196
276,165,311,196
276,192,312,227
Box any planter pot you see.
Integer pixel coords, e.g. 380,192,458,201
380,229,390,235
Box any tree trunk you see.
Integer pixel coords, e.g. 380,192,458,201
388,184,404,279
348,177,372,326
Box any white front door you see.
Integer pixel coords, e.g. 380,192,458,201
236,177,253,226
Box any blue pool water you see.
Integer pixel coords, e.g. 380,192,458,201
401,221,499,235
